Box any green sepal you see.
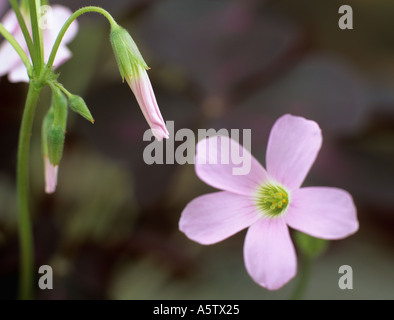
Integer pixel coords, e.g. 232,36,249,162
47,124,65,165
52,87,68,130
68,94,94,123
42,107,54,157
110,24,148,81
294,231,328,259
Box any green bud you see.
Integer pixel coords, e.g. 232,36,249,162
294,232,328,259
47,124,65,165
68,94,94,123
42,107,55,157
110,24,148,81
53,88,68,130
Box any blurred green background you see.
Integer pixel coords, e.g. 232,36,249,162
1,0,394,299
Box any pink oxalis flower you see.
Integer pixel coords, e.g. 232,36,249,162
0,4,78,82
179,114,359,290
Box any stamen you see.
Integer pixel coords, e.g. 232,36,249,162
255,182,290,218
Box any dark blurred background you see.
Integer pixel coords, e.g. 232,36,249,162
0,0,393,299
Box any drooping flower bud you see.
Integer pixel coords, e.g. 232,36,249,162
47,124,65,166
110,24,169,141
42,107,59,194
42,107,54,158
41,86,69,194
53,87,68,130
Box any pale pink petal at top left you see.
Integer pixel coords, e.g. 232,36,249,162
179,191,260,245
0,9,28,78
196,135,269,196
244,217,297,290
42,5,78,65
7,61,29,82
50,6,79,43
266,114,322,191
0,5,78,83
285,187,359,240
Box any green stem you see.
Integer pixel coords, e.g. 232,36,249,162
9,0,37,67
29,0,43,72
17,81,42,300
290,255,312,300
0,23,32,75
46,6,117,69
54,81,71,97
36,0,44,67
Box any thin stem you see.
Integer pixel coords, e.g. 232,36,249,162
17,81,42,300
9,0,37,67
47,6,116,69
290,255,312,300
36,0,44,67
28,0,42,72
0,23,32,75
54,81,71,97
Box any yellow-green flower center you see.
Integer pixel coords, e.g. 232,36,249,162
255,182,289,217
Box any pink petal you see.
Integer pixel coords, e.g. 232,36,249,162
126,67,169,141
0,5,78,82
42,5,78,64
179,191,260,245
285,187,358,239
51,6,78,44
44,157,58,194
1,6,20,32
244,217,297,290
8,62,29,82
0,9,29,78
196,135,269,196
266,114,322,190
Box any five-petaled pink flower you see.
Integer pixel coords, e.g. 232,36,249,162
0,4,78,82
179,114,359,290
